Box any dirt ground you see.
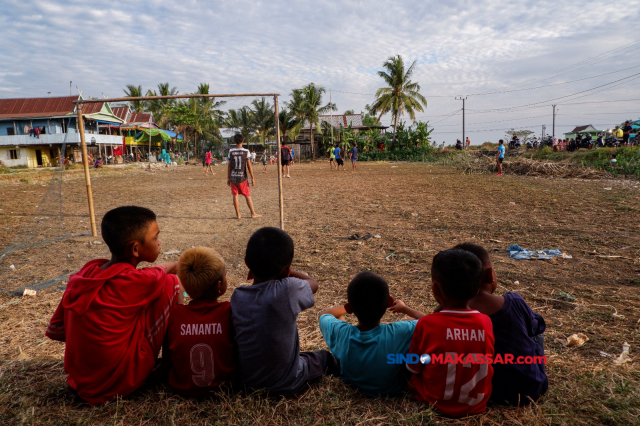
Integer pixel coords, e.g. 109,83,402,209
1,161,639,425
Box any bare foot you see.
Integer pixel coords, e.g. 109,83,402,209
251,214,262,218
236,214,242,219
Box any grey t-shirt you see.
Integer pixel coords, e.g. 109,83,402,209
230,277,315,393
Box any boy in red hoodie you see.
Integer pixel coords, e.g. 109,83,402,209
46,206,182,404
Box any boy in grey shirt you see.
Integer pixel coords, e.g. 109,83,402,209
231,227,338,396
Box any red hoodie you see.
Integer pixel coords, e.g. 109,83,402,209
46,259,179,404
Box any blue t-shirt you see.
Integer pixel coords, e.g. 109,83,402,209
319,315,416,397
498,145,505,158
231,277,315,393
334,147,341,160
489,292,548,405
350,147,358,161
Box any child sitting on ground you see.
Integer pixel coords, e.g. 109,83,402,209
407,249,494,417
46,206,182,404
160,247,236,395
230,227,339,396
454,242,548,405
319,272,426,397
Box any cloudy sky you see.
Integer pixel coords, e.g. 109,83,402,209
1,0,639,143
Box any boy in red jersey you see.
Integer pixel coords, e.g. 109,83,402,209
407,249,494,417
45,206,182,404
160,247,236,395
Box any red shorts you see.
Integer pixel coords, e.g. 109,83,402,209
231,181,251,196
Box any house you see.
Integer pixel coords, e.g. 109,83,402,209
564,124,603,140
0,95,123,167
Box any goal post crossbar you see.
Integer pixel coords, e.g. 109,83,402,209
75,93,285,235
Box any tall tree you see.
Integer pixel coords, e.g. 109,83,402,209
371,55,427,148
289,83,336,158
123,84,144,113
225,107,256,142
251,98,275,145
278,108,300,144
146,83,178,128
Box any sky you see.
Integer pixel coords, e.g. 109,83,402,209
1,0,639,143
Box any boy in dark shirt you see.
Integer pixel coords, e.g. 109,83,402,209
227,133,260,219
455,242,548,405
231,227,339,396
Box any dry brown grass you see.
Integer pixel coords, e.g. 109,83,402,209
1,162,639,425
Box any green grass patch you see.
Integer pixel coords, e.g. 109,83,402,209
532,147,640,177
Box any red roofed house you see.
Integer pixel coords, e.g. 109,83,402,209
0,95,123,167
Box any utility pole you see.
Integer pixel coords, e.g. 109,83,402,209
456,97,467,149
552,105,557,139
542,124,546,140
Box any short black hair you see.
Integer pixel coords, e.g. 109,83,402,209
347,272,389,323
234,133,244,145
245,227,294,279
499,140,504,144
452,242,491,267
101,206,157,256
431,249,482,301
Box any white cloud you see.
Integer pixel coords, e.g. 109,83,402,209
0,0,639,141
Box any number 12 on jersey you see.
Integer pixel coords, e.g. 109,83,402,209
442,352,489,406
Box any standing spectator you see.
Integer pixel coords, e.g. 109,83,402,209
496,140,505,176
280,142,292,178
349,143,358,170
334,144,345,170
260,151,268,173
328,144,336,169
466,137,471,149
622,121,633,146
204,150,214,176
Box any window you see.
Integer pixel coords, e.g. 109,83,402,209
6,128,15,135
9,149,20,160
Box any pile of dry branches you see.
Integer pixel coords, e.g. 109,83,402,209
461,156,610,179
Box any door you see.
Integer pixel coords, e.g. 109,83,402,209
35,149,43,166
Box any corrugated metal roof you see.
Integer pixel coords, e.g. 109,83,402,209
302,114,364,129
0,96,77,119
128,112,154,123
111,106,130,121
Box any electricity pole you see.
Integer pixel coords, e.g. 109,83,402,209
456,97,467,149
542,124,546,139
552,105,557,139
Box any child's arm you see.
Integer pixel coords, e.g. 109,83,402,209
318,304,347,321
289,269,319,294
156,261,178,274
45,300,66,342
388,299,426,320
246,159,256,186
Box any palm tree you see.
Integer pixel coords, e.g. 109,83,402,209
289,83,336,158
146,83,178,128
225,107,256,142
251,98,275,145
123,85,145,112
370,55,427,148
278,108,300,144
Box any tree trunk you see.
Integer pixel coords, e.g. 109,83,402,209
310,121,314,159
391,112,399,150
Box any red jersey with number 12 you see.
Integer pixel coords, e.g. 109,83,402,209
164,300,236,395
408,310,494,417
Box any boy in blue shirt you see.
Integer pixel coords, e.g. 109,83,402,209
455,242,548,405
319,272,426,397
334,145,345,170
496,140,505,176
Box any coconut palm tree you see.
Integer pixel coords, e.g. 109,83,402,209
225,107,256,142
146,83,178,128
370,55,427,148
123,84,145,112
251,98,275,145
278,108,300,144
289,83,336,158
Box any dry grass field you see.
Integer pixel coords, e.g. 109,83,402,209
1,161,639,425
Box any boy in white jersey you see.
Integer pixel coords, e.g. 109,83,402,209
227,133,260,219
